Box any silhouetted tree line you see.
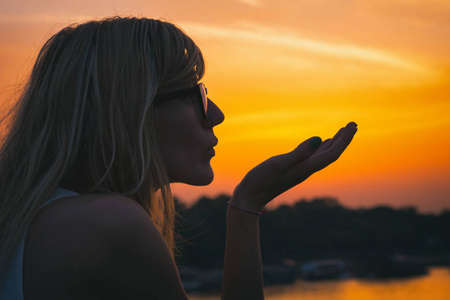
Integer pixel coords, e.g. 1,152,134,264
174,195,450,269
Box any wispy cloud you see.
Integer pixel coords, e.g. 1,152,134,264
235,0,265,8
182,22,433,74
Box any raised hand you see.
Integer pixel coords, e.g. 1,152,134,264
231,122,358,211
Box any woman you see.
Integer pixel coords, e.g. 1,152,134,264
0,17,357,299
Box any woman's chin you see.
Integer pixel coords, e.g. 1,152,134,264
186,171,214,186
170,168,214,186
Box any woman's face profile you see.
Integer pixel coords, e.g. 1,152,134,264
155,85,224,186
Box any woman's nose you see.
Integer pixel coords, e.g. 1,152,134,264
207,99,224,127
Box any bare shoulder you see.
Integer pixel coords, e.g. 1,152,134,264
24,193,188,299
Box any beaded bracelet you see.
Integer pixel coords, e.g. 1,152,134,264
227,201,266,216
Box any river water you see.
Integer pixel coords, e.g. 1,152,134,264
189,267,450,300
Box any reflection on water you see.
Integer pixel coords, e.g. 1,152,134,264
189,267,450,300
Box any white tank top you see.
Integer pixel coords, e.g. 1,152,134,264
0,188,79,300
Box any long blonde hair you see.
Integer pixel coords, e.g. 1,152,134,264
0,17,205,275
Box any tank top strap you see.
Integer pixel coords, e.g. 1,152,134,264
0,188,79,300
44,187,80,209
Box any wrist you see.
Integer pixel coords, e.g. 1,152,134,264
230,188,266,215
231,185,266,212
227,201,266,216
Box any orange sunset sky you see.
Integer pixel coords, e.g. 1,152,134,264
0,0,449,213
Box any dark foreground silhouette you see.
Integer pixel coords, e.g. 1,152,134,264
175,195,449,282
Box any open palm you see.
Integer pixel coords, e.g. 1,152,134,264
232,122,358,211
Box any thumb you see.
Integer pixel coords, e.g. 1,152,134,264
276,136,322,170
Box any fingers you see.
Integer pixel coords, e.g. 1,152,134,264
272,122,357,173
275,136,322,171
309,123,357,171
313,138,332,154
313,122,357,155
279,122,357,188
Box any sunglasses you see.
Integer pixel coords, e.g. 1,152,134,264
153,83,208,118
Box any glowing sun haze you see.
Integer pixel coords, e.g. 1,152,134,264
1,0,449,213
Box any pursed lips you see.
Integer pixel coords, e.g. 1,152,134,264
207,135,218,149
205,137,218,155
